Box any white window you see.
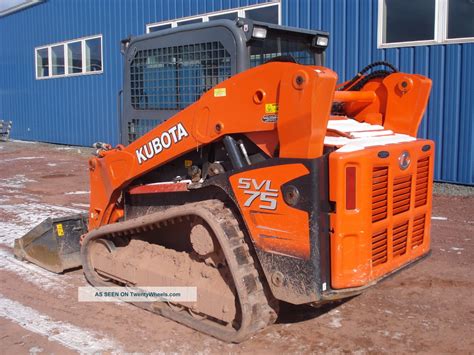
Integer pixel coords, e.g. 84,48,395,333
148,23,172,33
51,45,65,76
208,12,238,21
146,2,281,33
85,37,102,72
67,41,82,74
378,0,474,48
35,35,103,79
36,47,49,78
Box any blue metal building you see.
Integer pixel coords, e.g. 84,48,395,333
0,0,472,184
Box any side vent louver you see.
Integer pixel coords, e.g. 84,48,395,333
393,175,412,215
412,214,426,248
415,157,430,207
392,221,409,257
372,167,389,222
372,229,388,266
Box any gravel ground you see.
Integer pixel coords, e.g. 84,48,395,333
433,182,474,196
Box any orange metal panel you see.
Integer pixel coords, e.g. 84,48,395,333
229,164,311,259
329,140,434,288
343,73,432,136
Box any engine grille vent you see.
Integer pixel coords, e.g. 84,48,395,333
392,221,409,257
415,157,430,207
372,229,388,266
393,175,412,215
412,214,426,248
372,167,389,222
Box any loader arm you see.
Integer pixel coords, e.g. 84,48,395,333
88,61,432,231
88,62,338,230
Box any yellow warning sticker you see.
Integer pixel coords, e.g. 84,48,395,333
184,159,193,168
56,223,64,237
214,88,227,97
265,103,279,114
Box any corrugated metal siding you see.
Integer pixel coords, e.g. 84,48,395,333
0,0,472,184
282,0,473,185
0,0,270,147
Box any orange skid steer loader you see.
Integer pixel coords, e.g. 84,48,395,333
14,19,433,342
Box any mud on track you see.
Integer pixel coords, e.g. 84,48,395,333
0,140,473,353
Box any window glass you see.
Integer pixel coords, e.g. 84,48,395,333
85,38,102,72
250,32,316,67
448,0,474,39
67,41,82,74
36,48,49,78
209,12,238,21
177,18,203,26
384,0,436,43
245,5,278,24
51,45,65,76
149,23,172,32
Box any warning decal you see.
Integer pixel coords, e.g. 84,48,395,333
214,88,227,97
265,103,279,114
56,223,64,237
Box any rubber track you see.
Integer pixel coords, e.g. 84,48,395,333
81,199,277,342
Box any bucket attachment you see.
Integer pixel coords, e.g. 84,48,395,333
13,214,88,273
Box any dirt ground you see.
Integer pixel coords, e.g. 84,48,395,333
0,140,473,354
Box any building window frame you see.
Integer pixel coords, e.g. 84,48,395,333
377,0,474,48
146,1,281,33
35,34,103,80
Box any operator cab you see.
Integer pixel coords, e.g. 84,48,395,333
120,18,329,145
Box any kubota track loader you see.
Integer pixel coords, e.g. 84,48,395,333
14,18,434,342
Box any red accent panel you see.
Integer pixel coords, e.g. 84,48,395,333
129,183,188,195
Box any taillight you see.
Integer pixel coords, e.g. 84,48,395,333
346,166,356,210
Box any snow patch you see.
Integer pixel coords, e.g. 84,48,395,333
72,203,89,208
0,203,85,246
55,147,81,153
0,294,123,353
328,316,342,329
65,191,89,195
378,330,404,340
10,140,38,144
327,309,342,329
13,194,40,202
29,346,43,354
47,163,57,167
0,249,70,292
0,223,31,247
431,216,448,221
0,175,36,189
2,157,45,162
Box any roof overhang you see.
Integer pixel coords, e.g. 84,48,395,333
0,0,44,17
